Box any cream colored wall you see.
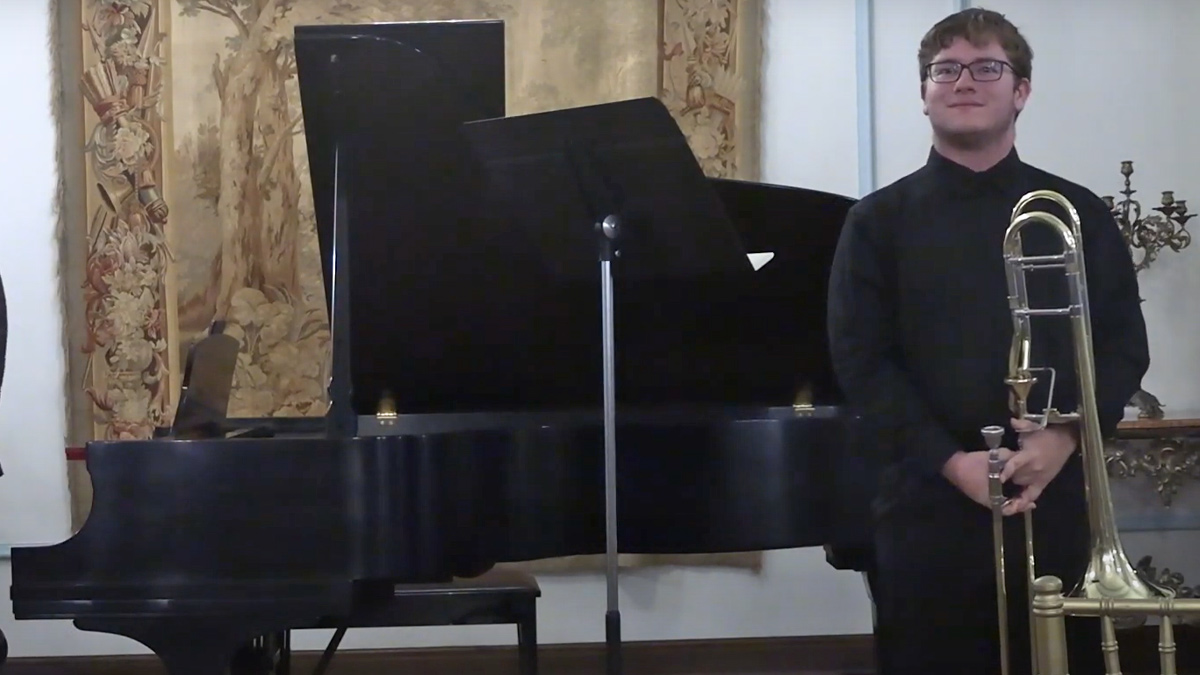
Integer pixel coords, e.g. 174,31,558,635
2,0,1199,659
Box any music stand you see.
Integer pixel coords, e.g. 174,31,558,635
461,96,753,675
165,322,239,440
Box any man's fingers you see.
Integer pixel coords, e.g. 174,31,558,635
1011,417,1039,432
999,450,1027,483
1002,497,1036,516
1001,482,1044,515
1013,481,1046,512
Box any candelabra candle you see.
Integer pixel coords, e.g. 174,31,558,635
1102,160,1195,273
1099,161,1193,419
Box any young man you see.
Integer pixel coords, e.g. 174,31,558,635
827,8,1149,675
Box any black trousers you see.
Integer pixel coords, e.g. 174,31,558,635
867,459,1106,675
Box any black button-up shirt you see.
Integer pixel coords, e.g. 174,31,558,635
827,147,1149,512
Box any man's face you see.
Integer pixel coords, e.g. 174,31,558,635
921,37,1029,145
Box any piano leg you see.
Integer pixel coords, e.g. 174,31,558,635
74,617,297,675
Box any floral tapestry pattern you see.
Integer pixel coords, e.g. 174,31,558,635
660,0,759,181
78,1,173,442
58,0,763,571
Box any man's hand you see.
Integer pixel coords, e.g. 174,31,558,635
941,449,1024,514
998,417,1078,512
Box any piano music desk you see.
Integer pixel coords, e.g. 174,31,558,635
276,567,540,675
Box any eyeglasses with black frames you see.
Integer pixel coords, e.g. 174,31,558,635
925,59,1012,83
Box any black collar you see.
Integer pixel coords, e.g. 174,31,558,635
925,146,1024,196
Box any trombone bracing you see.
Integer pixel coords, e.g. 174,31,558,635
981,189,1193,675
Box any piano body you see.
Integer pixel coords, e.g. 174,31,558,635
8,20,877,675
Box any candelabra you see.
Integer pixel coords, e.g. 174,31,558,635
1102,160,1195,273
1100,161,1195,419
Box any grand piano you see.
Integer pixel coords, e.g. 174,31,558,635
9,20,875,674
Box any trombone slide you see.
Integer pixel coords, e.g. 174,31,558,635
985,189,1169,675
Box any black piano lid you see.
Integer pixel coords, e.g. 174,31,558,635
295,22,857,420
293,19,506,309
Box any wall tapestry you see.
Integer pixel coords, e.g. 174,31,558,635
54,0,765,574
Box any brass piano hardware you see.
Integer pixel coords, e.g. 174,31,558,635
376,390,397,425
792,382,813,413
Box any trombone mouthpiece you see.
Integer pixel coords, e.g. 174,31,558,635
981,425,1005,451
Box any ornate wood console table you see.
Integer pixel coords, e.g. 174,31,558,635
1107,409,1200,600
1110,410,1200,509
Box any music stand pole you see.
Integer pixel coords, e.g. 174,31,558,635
597,212,622,675
456,98,755,675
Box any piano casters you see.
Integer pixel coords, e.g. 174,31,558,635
984,190,1169,675
596,212,622,675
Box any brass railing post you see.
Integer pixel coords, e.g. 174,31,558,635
1031,576,1069,675
1032,574,1200,674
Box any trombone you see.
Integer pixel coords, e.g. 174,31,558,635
982,189,1168,675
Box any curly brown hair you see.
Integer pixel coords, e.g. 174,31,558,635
917,8,1033,82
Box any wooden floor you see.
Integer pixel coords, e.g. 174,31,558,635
6,629,1200,675
0,635,876,675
